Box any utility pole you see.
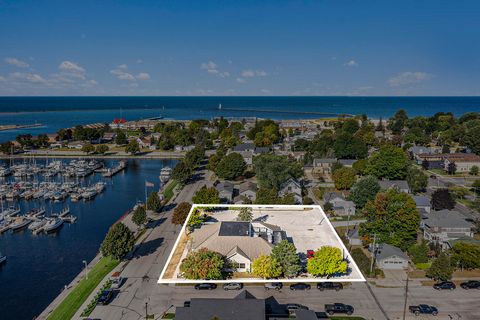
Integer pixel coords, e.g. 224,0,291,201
82,260,88,280
370,233,377,274
145,301,148,319
402,272,409,320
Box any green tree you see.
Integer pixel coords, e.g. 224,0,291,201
332,167,357,190
333,133,367,159
192,186,220,204
450,242,480,270
207,154,221,172
408,241,429,264
215,152,246,180
81,143,95,154
179,248,225,280
352,159,368,175
0,141,14,154
365,145,409,179
387,109,408,135
464,122,480,155
447,162,457,175
187,208,205,229
115,130,127,145
406,167,428,194
95,144,109,154
147,191,162,212
349,175,381,209
100,222,135,260
236,207,253,221
431,189,455,211
255,188,279,204
360,189,419,250
469,165,479,176
271,240,302,277
172,202,192,225
306,246,348,277
253,154,303,189
251,255,283,279
125,140,140,155
132,205,147,226
426,252,453,281
172,160,193,185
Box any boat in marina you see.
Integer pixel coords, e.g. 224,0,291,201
82,189,97,200
58,207,70,218
70,193,82,202
159,166,173,183
1,205,21,218
26,207,46,219
28,219,46,231
43,218,64,233
61,214,77,223
10,217,31,231
0,221,11,234
0,253,6,264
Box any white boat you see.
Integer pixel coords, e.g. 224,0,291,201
58,207,70,218
95,182,106,192
26,207,45,218
70,193,82,202
0,253,6,264
82,189,97,200
159,166,173,183
1,206,21,218
43,218,64,233
10,217,31,231
62,214,77,223
28,219,46,231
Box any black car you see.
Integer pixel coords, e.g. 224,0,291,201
97,289,114,305
290,283,311,290
433,281,456,290
194,283,217,290
317,282,343,291
183,301,191,307
325,303,354,315
460,280,480,290
409,304,438,316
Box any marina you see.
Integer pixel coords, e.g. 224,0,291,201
0,158,178,320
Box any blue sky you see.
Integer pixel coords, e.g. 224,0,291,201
1,0,479,96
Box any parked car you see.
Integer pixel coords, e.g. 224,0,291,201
286,303,309,315
409,304,438,316
317,282,343,291
194,283,217,290
223,282,243,290
290,283,311,290
307,250,315,259
325,303,354,315
433,281,456,290
183,301,191,307
460,280,480,290
110,276,124,289
97,289,114,305
264,282,283,290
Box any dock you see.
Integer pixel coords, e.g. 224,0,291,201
0,123,44,132
102,160,127,177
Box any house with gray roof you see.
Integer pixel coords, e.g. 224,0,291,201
190,221,283,273
233,143,256,153
338,159,356,167
413,195,431,214
278,178,302,204
378,180,410,194
375,243,410,270
422,209,474,249
347,228,362,246
238,181,257,202
216,181,234,203
176,290,265,320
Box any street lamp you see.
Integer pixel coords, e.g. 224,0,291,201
82,260,88,280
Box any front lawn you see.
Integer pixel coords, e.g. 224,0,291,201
47,256,119,320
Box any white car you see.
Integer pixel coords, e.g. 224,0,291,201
110,276,124,289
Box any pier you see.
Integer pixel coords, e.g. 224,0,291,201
0,123,44,132
219,107,353,117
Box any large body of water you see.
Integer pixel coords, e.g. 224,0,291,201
0,158,177,320
1,96,479,142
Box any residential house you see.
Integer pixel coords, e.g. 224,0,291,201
67,141,86,149
190,221,278,273
235,181,257,203
375,243,410,270
347,228,362,246
323,192,355,216
338,159,356,167
414,153,445,169
174,145,195,152
278,178,302,204
408,146,435,160
444,153,480,173
233,143,256,153
137,136,156,150
378,180,410,194
176,291,265,320
101,132,116,143
413,195,431,215
216,181,234,203
312,158,337,177
422,209,474,249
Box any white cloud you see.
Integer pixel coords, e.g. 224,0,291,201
260,89,271,94
0,75,5,82
136,72,150,80
344,60,358,67
117,64,128,69
388,71,432,87
236,77,246,83
200,61,230,78
5,57,29,68
136,59,143,64
10,72,46,83
241,69,267,77
59,61,86,79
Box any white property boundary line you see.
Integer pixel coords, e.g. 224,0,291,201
158,204,366,284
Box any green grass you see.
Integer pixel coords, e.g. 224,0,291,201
162,179,179,202
47,256,119,320
415,262,432,270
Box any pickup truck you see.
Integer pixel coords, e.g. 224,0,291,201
324,303,354,315
409,304,438,316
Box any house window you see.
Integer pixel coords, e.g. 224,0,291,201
236,263,246,269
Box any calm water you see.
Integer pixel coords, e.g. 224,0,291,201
1,96,480,142
0,158,177,320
